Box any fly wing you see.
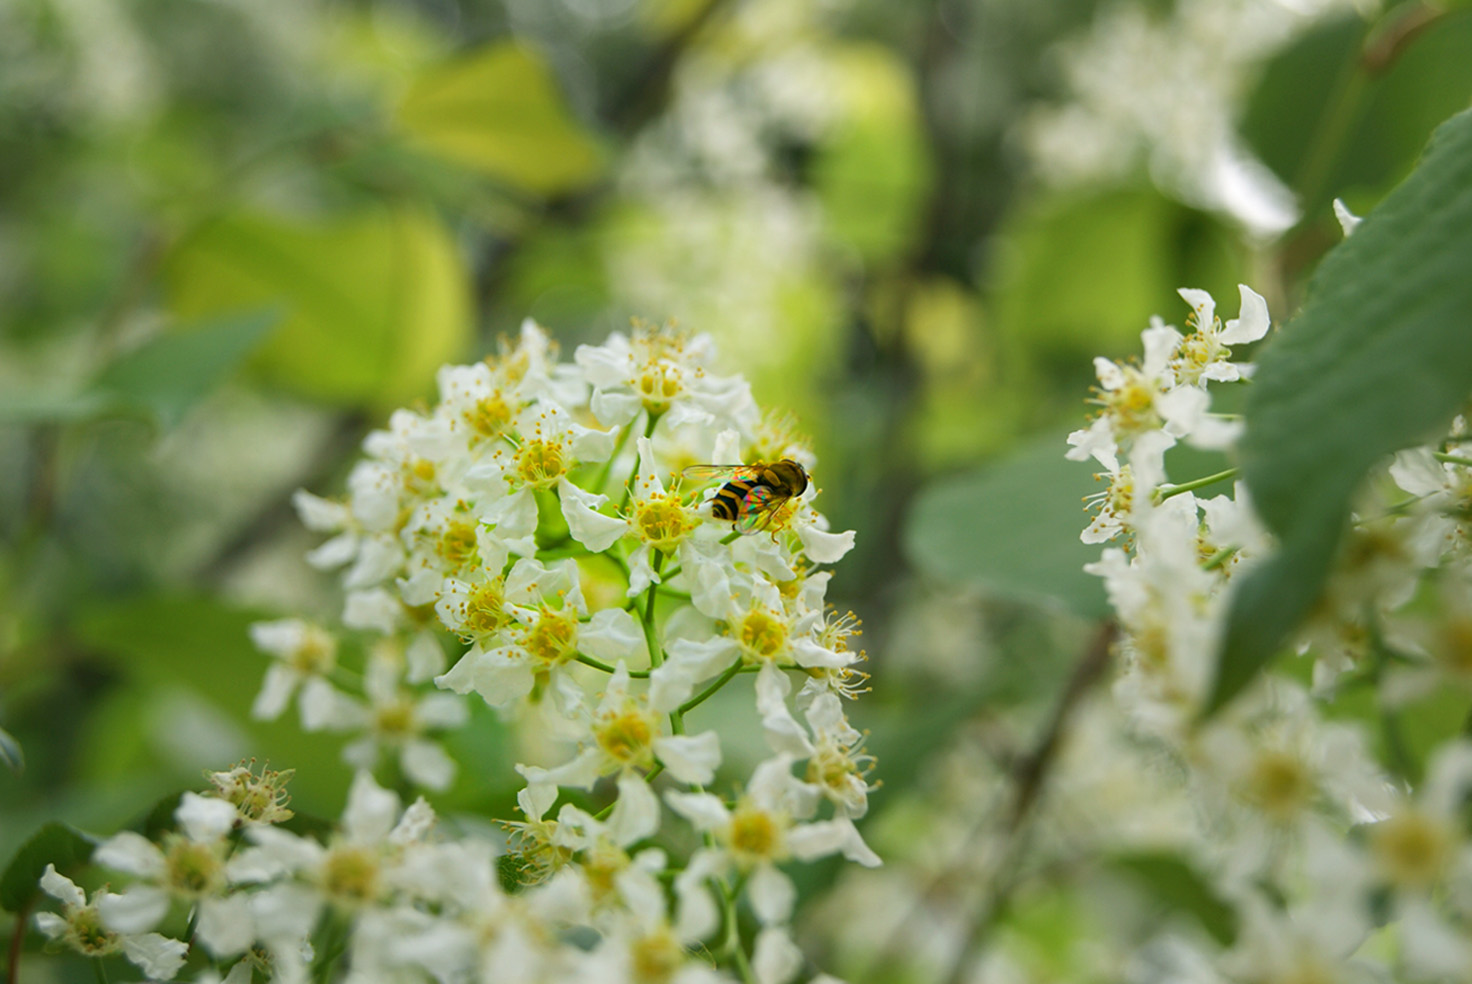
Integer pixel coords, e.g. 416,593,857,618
682,464,751,482
735,485,782,535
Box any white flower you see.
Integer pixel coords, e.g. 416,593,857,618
666,756,879,929
248,619,338,723
1173,284,1270,385
339,645,469,792
34,864,188,980
93,793,253,957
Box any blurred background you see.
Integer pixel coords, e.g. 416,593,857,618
3,0,1471,979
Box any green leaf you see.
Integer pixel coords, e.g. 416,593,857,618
396,43,603,196
1,822,96,914
1108,851,1238,945
904,435,1108,618
0,389,113,424
814,44,931,263
164,206,471,409
1242,9,1472,214
0,725,22,772
72,595,354,819
1211,109,1472,713
91,309,278,426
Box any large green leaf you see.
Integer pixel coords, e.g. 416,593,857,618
396,43,603,196
1,822,95,914
1210,109,1472,713
904,435,1108,618
1242,9,1472,214
73,595,353,818
92,310,278,426
1108,851,1238,945
164,206,470,409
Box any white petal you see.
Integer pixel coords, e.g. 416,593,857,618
654,731,722,785
176,792,238,843
541,747,606,790
1219,284,1270,344
665,791,731,832
570,421,619,462
98,885,171,934
400,739,457,792
34,911,68,939
120,932,189,981
249,882,324,942
609,773,661,845
756,663,814,757
342,587,400,634
405,632,446,683
305,532,358,570
197,894,254,957
591,389,642,427
795,523,854,564
94,832,167,879
1333,197,1362,236
292,489,351,532
389,796,438,845
580,608,645,661
752,925,804,984
251,664,300,721
298,678,368,732
39,865,86,908
558,477,628,553
747,864,795,925
342,770,402,844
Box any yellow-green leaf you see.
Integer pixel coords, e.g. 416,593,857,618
164,206,470,409
396,43,603,196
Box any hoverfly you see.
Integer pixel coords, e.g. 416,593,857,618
682,459,810,535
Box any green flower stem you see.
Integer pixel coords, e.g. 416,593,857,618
1434,451,1472,468
678,659,745,717
620,410,663,512
93,959,109,984
722,876,756,984
720,530,742,545
575,653,650,678
1202,546,1239,572
659,563,682,582
642,551,667,670
594,420,637,497
1155,467,1239,502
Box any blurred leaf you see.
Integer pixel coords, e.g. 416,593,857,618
1243,9,1472,213
92,310,278,427
1109,851,1238,945
73,595,352,818
993,187,1241,363
396,43,603,196
1212,109,1472,714
1,822,95,914
0,390,112,424
164,206,470,409
0,725,22,772
815,44,931,263
904,435,1108,618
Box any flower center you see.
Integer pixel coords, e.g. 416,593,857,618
595,706,656,766
738,609,788,663
634,493,696,552
517,439,566,489
1435,615,1472,676
463,580,509,638
290,627,338,676
436,518,480,569
727,804,782,866
1102,368,1162,436
1372,808,1452,889
468,393,513,441
1242,749,1313,822
67,906,119,956
523,607,579,667
322,844,381,903
375,695,417,738
634,363,683,413
630,926,684,984
164,836,225,897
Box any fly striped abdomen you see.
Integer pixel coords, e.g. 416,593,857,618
712,477,758,521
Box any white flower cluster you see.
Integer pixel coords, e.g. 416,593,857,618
1061,281,1472,981
34,321,877,982
817,274,1472,983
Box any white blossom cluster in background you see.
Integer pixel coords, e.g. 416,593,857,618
1020,0,1379,237
812,230,1472,980
35,321,878,983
